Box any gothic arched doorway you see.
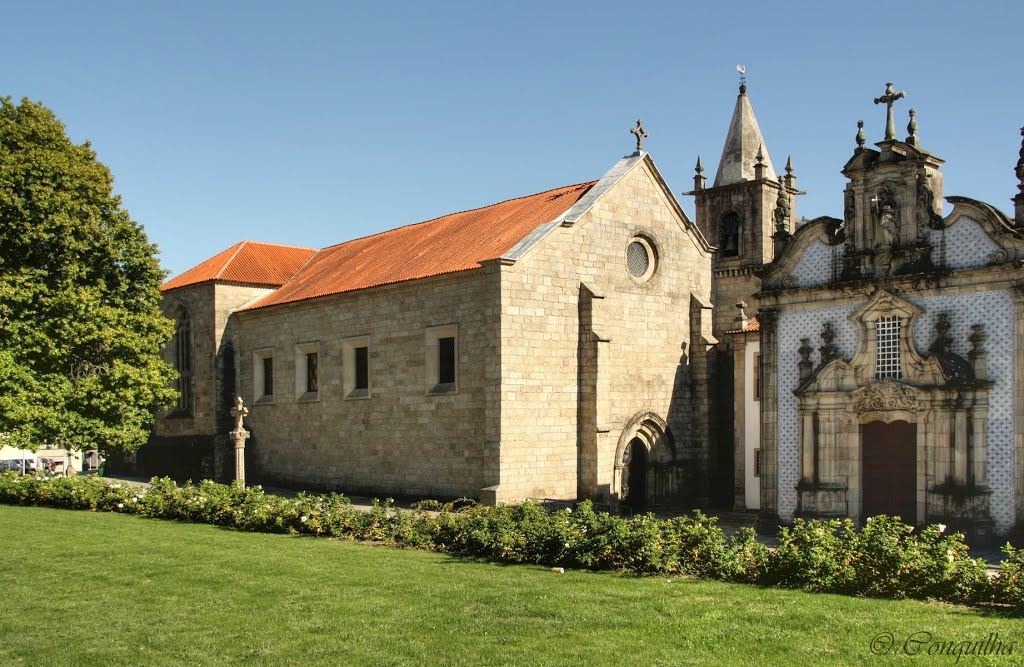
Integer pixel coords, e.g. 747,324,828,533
613,411,678,511
623,438,648,513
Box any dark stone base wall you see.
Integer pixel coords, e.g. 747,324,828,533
108,435,217,482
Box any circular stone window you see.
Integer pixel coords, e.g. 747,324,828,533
626,237,656,281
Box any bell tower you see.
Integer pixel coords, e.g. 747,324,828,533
685,77,802,336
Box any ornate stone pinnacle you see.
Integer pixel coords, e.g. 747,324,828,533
873,82,907,142
856,120,866,149
1016,127,1024,187
785,155,794,176
906,108,919,146
630,119,648,153
693,156,706,191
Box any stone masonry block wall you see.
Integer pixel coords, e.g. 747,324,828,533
234,271,497,499
495,161,712,503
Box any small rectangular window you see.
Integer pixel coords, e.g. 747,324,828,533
343,336,370,399
354,347,368,391
425,324,457,394
306,352,318,393
438,337,455,385
294,342,320,400
754,353,761,402
754,448,762,478
263,357,274,396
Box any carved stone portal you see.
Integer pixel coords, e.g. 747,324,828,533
851,380,919,414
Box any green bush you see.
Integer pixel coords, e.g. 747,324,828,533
991,544,1024,607
0,471,1014,611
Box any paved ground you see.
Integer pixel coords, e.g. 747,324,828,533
90,472,1007,568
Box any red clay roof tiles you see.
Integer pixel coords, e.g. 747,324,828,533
724,318,760,335
161,241,316,291
242,181,595,310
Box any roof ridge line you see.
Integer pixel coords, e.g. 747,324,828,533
242,239,318,251
316,181,597,252
215,241,249,280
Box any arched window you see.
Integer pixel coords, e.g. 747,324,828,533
720,212,740,257
174,310,193,414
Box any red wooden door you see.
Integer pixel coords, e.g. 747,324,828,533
861,420,917,522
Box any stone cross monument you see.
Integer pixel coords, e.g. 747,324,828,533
229,396,250,486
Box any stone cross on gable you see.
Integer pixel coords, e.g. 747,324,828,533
873,82,906,142
630,119,648,153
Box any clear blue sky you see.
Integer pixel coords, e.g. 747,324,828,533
4,1,1022,278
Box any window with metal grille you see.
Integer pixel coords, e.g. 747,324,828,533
875,316,902,379
626,241,650,277
174,313,192,414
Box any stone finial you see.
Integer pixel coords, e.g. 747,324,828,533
798,338,814,382
873,82,906,142
906,108,919,147
738,64,747,95
856,120,866,149
784,155,796,189
1015,127,1024,227
693,156,706,191
630,119,648,153
754,144,767,180
1017,127,1024,184
735,301,749,328
818,322,838,365
928,313,952,356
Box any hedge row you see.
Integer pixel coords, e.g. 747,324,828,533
2,471,1021,610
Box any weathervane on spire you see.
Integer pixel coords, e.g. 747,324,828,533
630,119,648,153
737,64,747,94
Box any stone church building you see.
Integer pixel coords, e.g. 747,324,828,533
145,81,1024,541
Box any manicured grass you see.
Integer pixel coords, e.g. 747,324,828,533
0,506,1019,666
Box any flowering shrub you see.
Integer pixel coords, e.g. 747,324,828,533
0,470,1016,610
991,544,1024,607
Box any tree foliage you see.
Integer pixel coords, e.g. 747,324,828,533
0,97,176,452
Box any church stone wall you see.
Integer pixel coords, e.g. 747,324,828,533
154,283,217,437
493,160,712,503
233,270,498,499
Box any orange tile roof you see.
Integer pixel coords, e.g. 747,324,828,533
244,181,595,310
161,241,317,291
725,318,760,335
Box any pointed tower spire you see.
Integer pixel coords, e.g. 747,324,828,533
784,155,796,190
693,156,706,191
713,78,776,187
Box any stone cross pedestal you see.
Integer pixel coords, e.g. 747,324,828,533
229,396,250,486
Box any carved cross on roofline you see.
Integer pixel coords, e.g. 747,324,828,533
873,82,906,142
630,119,648,153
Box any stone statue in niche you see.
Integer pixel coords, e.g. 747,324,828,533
873,187,900,248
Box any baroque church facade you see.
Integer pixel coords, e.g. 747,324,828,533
144,81,1024,541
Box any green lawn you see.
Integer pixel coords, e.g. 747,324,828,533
0,506,1019,666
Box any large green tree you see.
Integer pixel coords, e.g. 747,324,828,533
0,97,176,453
